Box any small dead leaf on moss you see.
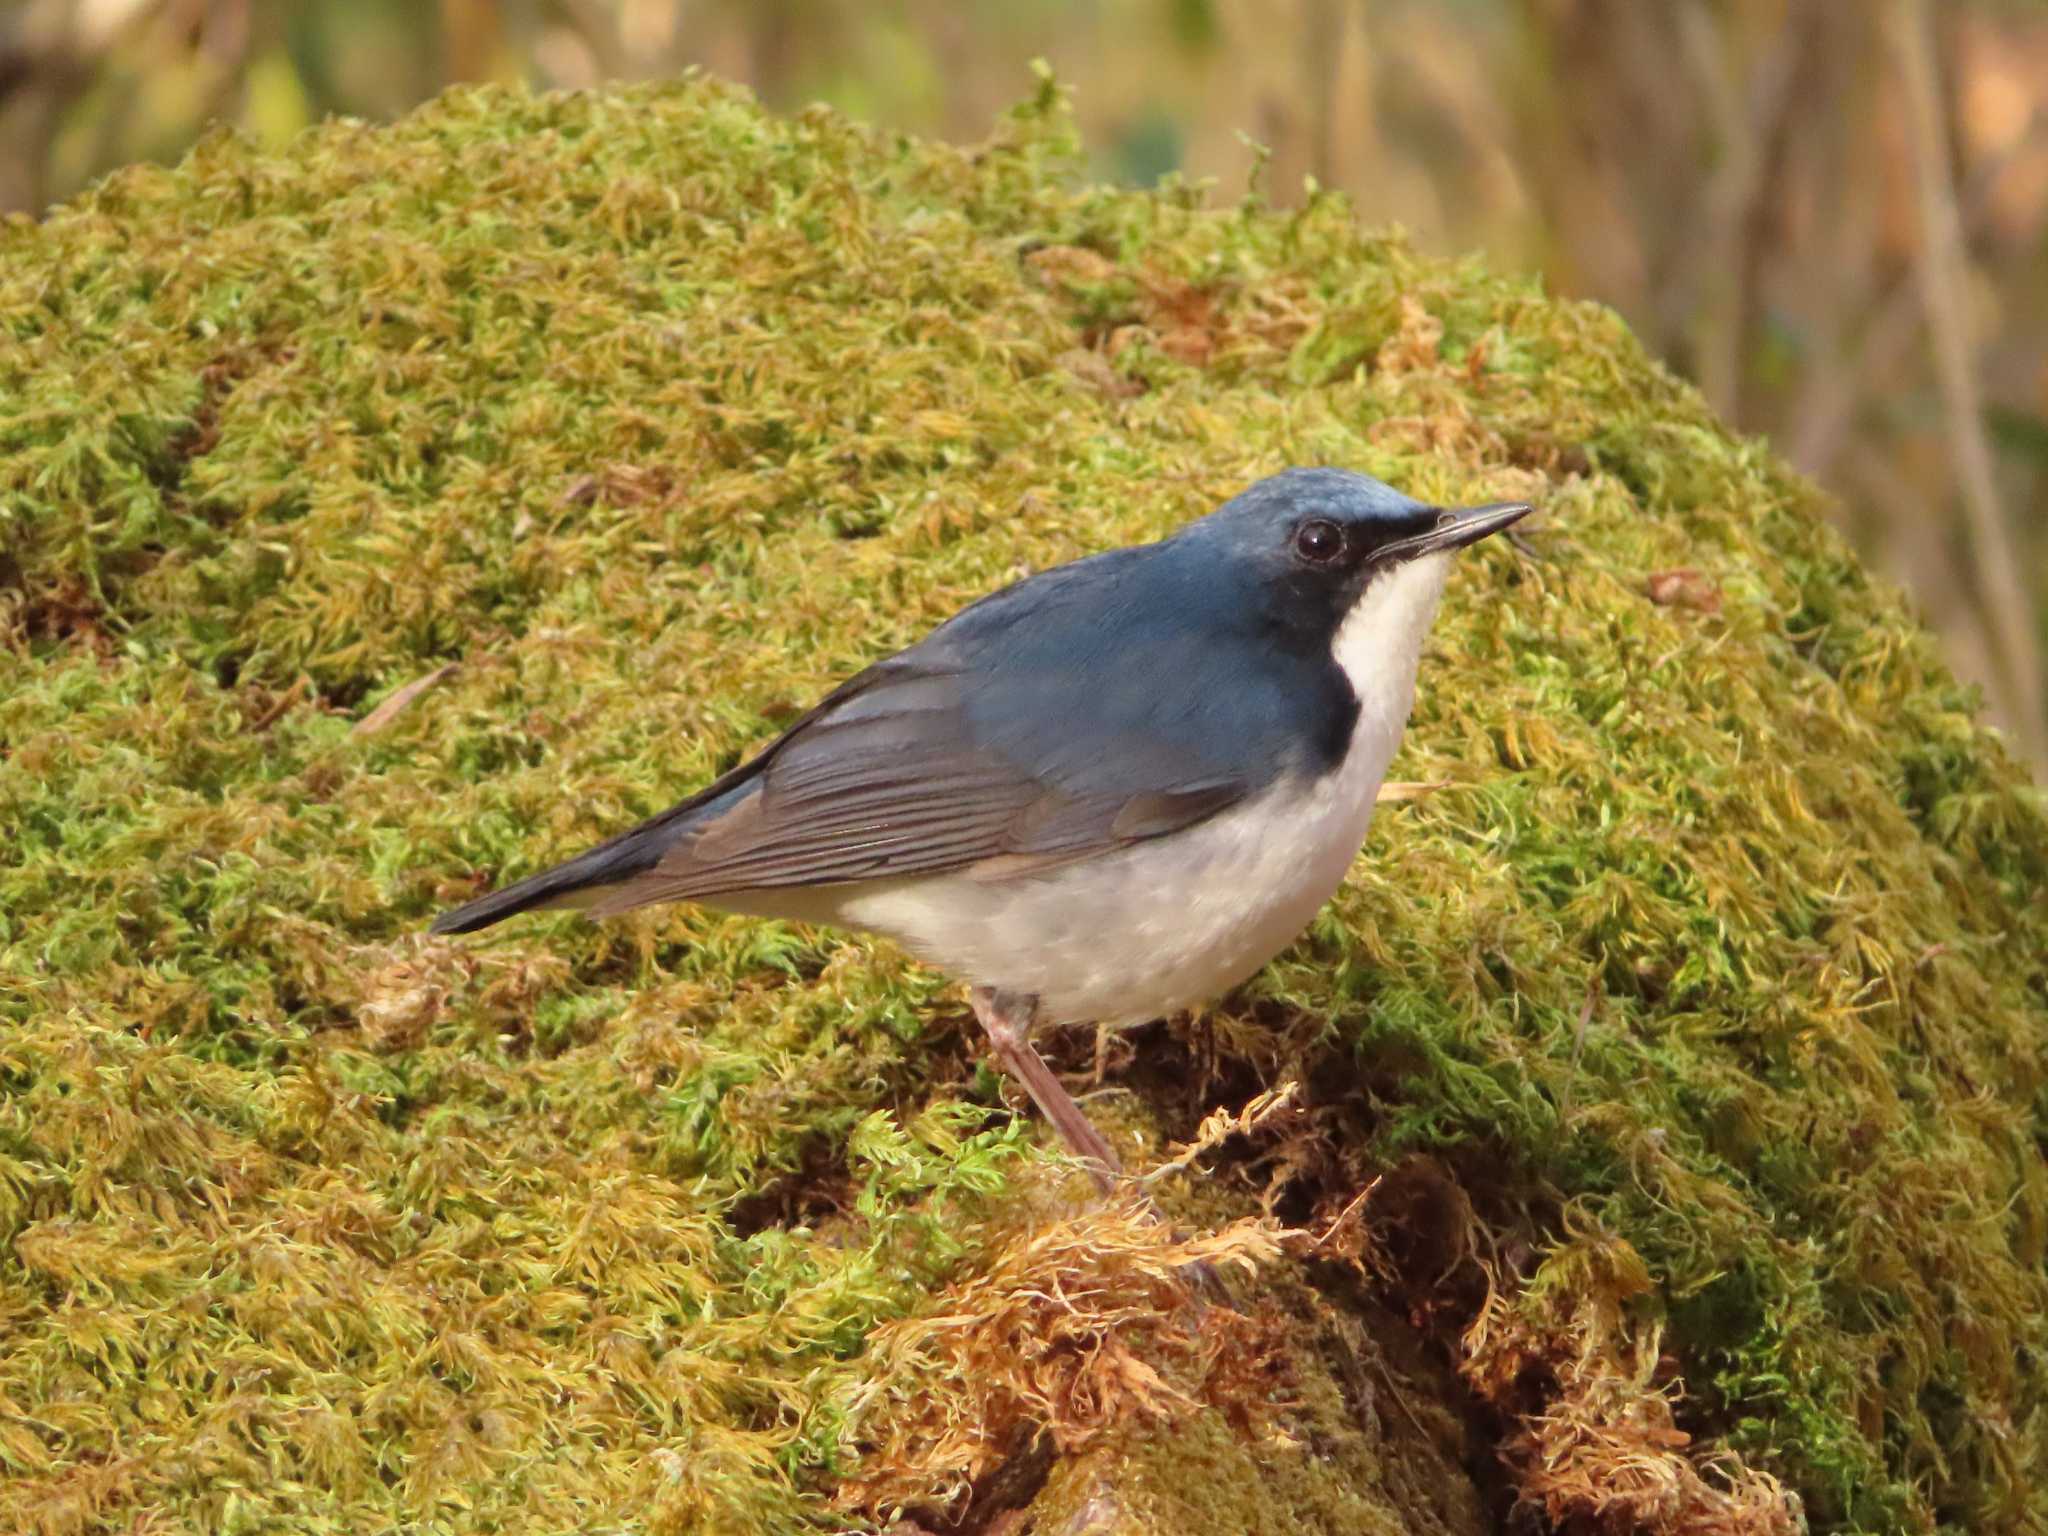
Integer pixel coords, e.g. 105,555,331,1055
1056,348,1144,400
1155,327,1213,366
1138,274,1219,332
1139,276,1223,366
1376,780,1450,803
1026,244,1119,289
1646,568,1722,613
353,662,458,736
1503,428,1594,477
558,464,676,510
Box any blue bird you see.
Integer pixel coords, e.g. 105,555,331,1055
433,468,1531,1185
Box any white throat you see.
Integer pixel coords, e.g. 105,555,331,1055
1331,552,1452,749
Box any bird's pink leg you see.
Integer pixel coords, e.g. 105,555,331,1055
970,986,1121,1193
970,986,1228,1304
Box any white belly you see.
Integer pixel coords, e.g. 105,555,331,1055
840,766,1386,1024
719,720,1400,1025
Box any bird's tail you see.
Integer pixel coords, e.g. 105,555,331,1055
429,854,617,934
428,801,705,935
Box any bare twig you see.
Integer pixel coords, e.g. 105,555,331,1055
1375,779,1450,803
1312,1173,1382,1248
1141,1082,1302,1187
1302,0,1343,186
440,0,504,84
0,0,165,213
1672,0,1812,423
551,0,634,80
1887,0,2047,765
1789,106,2047,477
353,663,460,736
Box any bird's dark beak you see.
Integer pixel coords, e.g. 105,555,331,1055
1382,501,1533,561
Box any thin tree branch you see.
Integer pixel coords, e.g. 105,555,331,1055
1672,0,1809,424
1788,106,2046,478
1887,0,2046,764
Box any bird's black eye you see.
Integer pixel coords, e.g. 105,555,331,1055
1294,518,1344,564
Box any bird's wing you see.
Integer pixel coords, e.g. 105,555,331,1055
579,660,1249,914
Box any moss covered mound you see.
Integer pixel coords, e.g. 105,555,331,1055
4,73,2047,1535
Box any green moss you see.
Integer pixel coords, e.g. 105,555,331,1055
3,71,2046,1534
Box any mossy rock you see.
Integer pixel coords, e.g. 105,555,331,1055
3,71,2046,1536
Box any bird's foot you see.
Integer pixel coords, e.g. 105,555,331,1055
969,986,1228,1305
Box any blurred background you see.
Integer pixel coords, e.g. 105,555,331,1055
5,0,2046,770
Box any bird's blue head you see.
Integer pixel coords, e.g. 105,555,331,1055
1170,467,1531,657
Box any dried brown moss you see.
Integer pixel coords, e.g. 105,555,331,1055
839,1187,1284,1521
1463,1222,1800,1535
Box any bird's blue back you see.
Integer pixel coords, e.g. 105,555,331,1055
910,531,1359,802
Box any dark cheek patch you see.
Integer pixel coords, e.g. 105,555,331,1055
1292,611,1363,777
1310,683,1363,773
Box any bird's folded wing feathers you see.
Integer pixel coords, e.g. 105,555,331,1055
579,664,1248,914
